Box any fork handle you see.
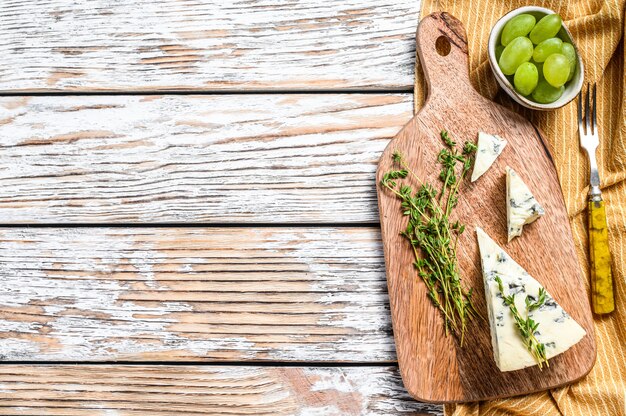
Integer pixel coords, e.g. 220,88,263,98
588,196,615,314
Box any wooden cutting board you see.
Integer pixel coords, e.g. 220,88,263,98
376,12,596,403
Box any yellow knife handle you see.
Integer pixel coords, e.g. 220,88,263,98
588,198,614,314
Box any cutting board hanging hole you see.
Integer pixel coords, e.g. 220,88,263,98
435,36,451,56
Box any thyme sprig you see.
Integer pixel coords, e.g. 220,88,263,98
495,276,549,369
380,130,478,345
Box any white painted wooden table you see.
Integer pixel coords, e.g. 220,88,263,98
0,1,441,414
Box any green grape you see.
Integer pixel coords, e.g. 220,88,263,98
560,42,577,81
567,60,577,81
531,59,544,79
514,62,538,96
529,14,562,44
532,79,564,103
532,37,563,62
501,14,536,46
560,42,576,62
498,36,533,75
543,53,570,87
495,44,505,61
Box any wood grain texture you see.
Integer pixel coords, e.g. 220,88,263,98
0,226,399,362
0,0,419,92
0,365,442,415
0,94,411,224
376,13,595,403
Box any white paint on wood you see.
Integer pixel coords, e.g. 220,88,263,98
0,227,395,362
0,365,442,415
0,0,419,92
0,94,412,223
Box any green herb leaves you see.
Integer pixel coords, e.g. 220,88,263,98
381,130,478,345
495,276,549,369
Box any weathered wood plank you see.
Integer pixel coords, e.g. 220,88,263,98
0,94,412,224
0,365,442,415
0,0,418,92
0,226,397,362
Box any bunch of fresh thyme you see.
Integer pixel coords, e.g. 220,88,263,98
380,130,478,345
495,276,549,369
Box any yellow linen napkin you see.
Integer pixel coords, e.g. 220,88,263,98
414,1,626,415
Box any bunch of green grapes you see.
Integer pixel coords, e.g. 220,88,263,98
495,13,577,104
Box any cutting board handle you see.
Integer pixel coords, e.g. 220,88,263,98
417,12,477,103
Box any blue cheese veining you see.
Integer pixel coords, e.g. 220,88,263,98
471,132,507,182
476,227,586,372
507,166,545,241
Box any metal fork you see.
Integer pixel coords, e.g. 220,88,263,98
577,83,614,314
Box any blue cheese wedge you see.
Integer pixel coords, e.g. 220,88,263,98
476,227,586,372
471,132,507,182
507,166,545,241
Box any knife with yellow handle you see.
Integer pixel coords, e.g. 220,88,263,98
579,84,614,314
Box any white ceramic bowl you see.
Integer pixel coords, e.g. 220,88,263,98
488,6,584,110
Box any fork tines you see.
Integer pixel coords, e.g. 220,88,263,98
578,83,597,138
